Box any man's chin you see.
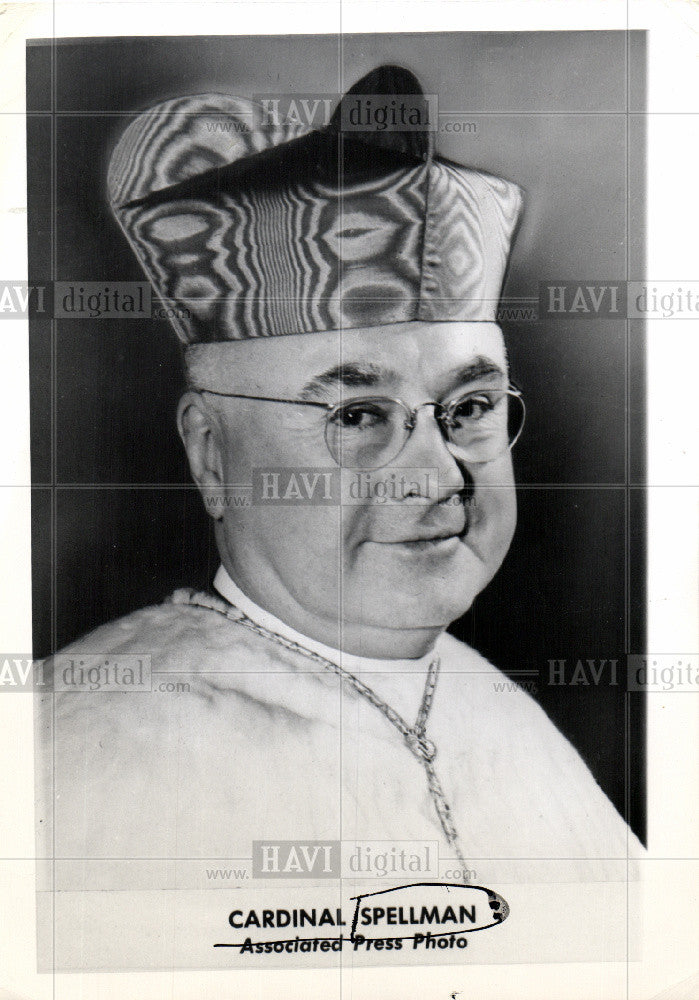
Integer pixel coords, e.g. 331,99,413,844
344,545,485,630
350,590,479,633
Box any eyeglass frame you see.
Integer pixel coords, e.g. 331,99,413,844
193,382,526,470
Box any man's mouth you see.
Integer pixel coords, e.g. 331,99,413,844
392,533,462,550
371,504,472,548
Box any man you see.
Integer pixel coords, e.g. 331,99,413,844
36,65,638,968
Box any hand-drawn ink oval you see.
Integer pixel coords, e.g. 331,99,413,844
350,882,510,941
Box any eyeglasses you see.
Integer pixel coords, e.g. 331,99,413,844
195,384,526,470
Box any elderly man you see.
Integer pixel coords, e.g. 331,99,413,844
36,66,637,968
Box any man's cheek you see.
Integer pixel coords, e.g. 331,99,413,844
268,508,344,569
496,484,517,548
476,464,516,527
283,506,373,583
221,422,294,482
476,487,516,572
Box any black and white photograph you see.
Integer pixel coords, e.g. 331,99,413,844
0,5,697,999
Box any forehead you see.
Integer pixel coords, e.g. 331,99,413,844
187,321,507,395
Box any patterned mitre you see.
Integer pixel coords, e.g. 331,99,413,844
107,65,523,343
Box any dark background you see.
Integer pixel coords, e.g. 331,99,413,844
27,32,646,840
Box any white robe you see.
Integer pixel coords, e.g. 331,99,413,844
37,568,639,874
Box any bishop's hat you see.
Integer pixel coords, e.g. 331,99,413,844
108,65,523,346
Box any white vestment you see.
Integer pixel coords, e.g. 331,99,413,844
37,567,639,886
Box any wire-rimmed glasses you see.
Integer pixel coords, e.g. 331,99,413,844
195,384,526,470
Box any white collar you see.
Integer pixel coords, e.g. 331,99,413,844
213,565,438,722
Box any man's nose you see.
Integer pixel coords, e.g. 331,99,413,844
399,405,468,498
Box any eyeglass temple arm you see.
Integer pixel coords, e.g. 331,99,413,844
193,388,333,410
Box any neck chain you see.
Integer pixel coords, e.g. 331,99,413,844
175,588,466,865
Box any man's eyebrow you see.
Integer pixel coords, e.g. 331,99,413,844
440,357,507,395
300,362,399,399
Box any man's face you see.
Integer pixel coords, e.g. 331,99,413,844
192,321,517,648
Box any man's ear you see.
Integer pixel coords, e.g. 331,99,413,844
177,392,227,521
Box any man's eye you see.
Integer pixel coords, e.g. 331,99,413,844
451,393,497,422
332,403,389,430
